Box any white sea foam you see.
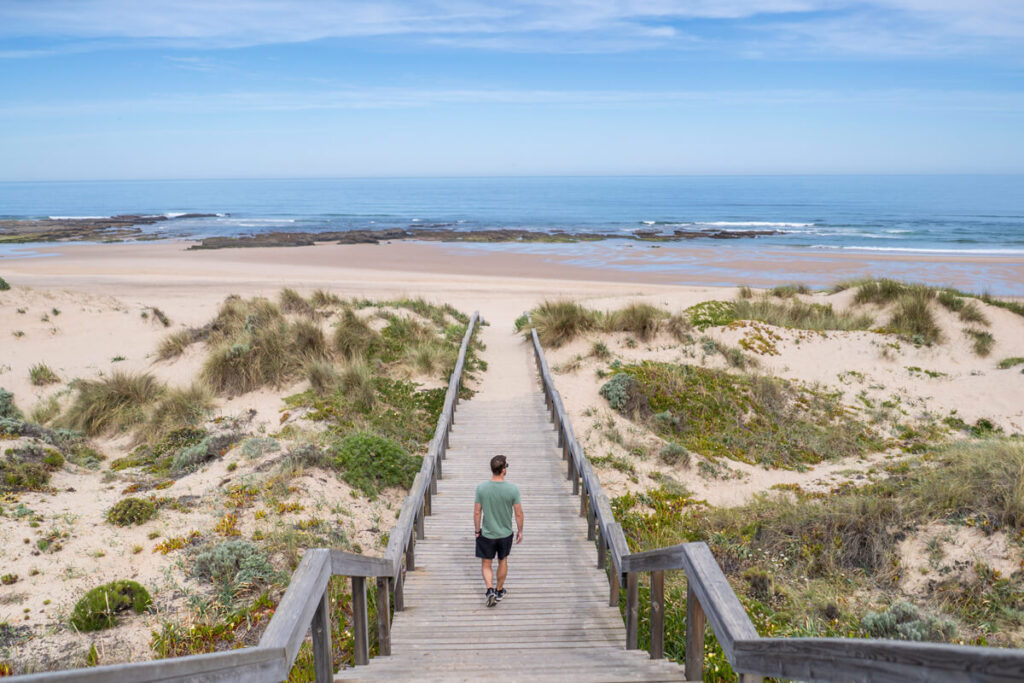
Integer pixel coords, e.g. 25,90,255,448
47,215,109,220
811,245,1024,255
697,221,815,228
163,212,187,218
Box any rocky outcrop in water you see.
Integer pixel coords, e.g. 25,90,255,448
0,214,218,244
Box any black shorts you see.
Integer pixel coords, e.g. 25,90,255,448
475,533,514,560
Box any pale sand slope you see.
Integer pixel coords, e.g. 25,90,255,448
0,241,1022,668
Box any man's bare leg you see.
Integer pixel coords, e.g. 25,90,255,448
496,557,509,591
481,558,494,590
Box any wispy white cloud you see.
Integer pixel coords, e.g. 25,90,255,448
2,85,1022,117
1,1,1023,57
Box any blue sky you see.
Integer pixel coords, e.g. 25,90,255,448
1,1,1023,180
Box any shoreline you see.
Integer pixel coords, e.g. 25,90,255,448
2,238,1023,297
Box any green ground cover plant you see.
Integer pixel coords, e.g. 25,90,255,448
611,438,1024,680
71,580,151,632
600,361,882,468
997,357,1024,369
106,497,156,526
0,276,10,290
1,443,65,493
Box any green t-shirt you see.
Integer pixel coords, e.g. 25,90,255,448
475,480,521,539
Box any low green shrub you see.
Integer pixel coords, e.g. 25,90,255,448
106,497,156,526
599,373,641,412
861,601,957,642
330,431,420,497
70,580,151,632
1,443,65,492
0,388,22,420
658,442,690,467
191,540,283,604
997,357,1024,369
964,329,995,356
0,276,9,290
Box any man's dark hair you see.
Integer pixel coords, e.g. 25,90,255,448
490,455,507,475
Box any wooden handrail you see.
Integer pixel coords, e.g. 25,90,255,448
525,315,1024,682
10,312,481,683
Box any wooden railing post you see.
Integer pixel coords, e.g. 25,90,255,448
312,584,333,681
424,485,432,516
352,576,369,666
586,500,596,541
597,528,606,570
567,453,575,482
686,583,706,681
649,571,665,660
579,486,588,518
609,564,620,607
416,502,425,540
394,566,405,611
406,533,416,571
376,577,392,656
625,572,639,650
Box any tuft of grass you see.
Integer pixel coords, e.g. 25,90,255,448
29,363,60,386
202,323,291,395
0,276,10,291
958,301,989,326
305,359,339,395
60,372,166,436
309,289,342,308
770,283,811,298
290,319,330,360
665,314,692,341
997,357,1024,369
30,396,61,424
338,358,377,411
106,498,156,526
601,362,882,468
70,580,151,632
886,291,941,345
602,303,666,341
279,287,314,316
404,342,448,376
963,328,995,357
157,329,196,360
737,285,754,299
853,278,932,305
732,297,873,331
530,299,599,347
332,309,378,359
149,307,170,328
144,383,215,442
590,341,611,360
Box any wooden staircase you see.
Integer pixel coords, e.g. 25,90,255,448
337,323,688,682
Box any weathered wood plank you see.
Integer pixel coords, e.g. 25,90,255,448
259,549,331,663
8,648,286,683
678,542,758,662
732,638,1024,682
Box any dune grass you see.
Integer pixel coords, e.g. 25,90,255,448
157,329,196,360
964,328,995,357
29,363,60,386
333,308,378,359
601,361,882,468
278,287,314,317
885,292,942,344
145,384,216,443
732,297,874,331
614,438,1024,677
602,303,666,341
59,371,166,436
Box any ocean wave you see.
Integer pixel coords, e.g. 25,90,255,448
214,217,296,224
640,220,814,229
47,215,109,220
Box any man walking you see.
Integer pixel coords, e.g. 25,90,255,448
474,454,523,607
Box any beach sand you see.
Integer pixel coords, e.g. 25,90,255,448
1,240,1022,670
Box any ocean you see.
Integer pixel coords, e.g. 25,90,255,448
1,176,1023,292
2,175,1023,254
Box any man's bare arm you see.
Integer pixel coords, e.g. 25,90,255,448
514,503,524,544
474,502,483,536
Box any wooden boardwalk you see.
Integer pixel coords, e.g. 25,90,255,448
337,326,688,682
